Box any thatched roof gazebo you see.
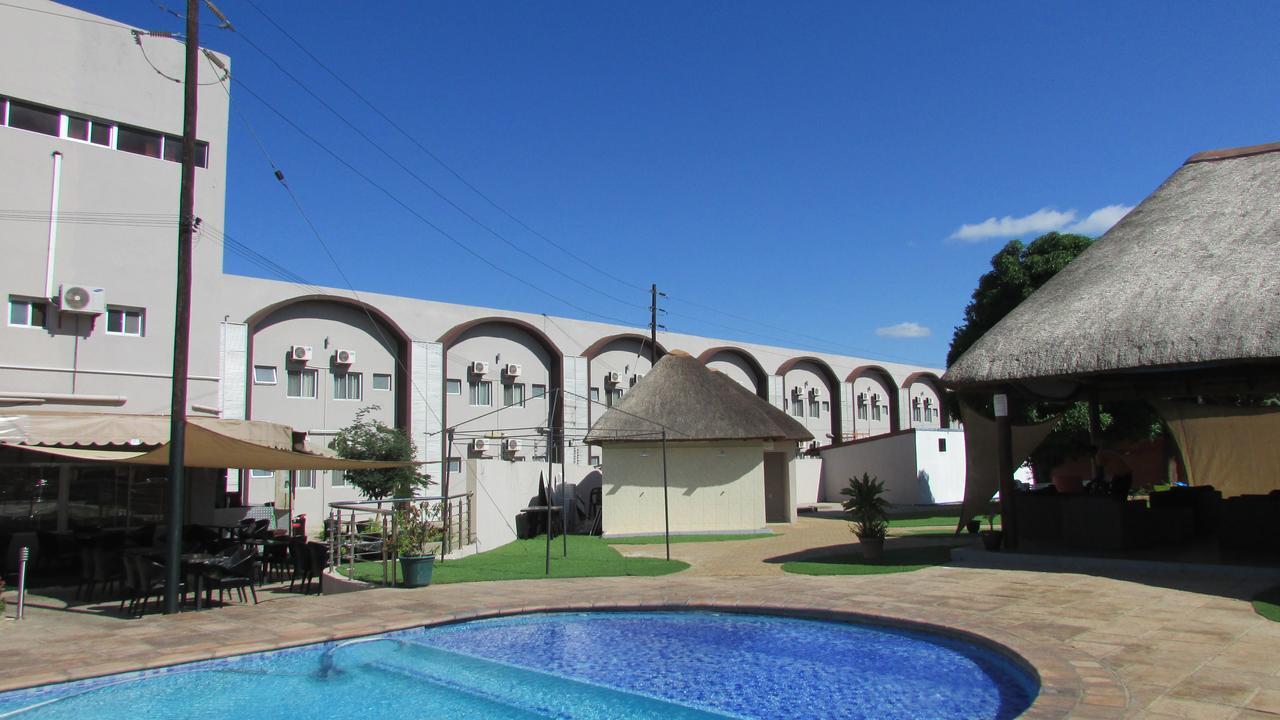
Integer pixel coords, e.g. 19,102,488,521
944,141,1280,549
586,351,811,537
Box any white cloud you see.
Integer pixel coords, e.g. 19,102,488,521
948,203,1133,242
876,322,931,338
1066,204,1133,235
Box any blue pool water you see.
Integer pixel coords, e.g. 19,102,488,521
0,611,1038,719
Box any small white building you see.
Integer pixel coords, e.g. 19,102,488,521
586,352,812,536
818,428,967,506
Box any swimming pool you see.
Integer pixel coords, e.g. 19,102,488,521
0,611,1038,719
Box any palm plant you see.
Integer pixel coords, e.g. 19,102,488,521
840,472,888,540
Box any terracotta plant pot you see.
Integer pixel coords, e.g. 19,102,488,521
859,536,885,561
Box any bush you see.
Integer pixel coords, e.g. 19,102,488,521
841,472,888,540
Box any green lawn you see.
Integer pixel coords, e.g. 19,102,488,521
338,535,688,585
1253,585,1280,622
782,544,958,576
887,513,1000,528
605,533,776,545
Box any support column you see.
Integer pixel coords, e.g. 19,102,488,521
994,390,1016,550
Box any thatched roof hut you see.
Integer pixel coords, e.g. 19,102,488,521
945,141,1280,393
585,350,812,444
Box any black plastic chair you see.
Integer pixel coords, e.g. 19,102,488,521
202,549,260,606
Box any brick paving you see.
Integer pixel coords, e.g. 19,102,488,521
0,515,1276,719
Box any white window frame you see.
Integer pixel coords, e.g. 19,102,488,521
286,368,318,399
504,382,526,408
8,298,47,329
333,371,362,401
62,113,114,148
446,378,462,396
330,469,347,487
589,388,600,403
253,365,278,385
372,373,393,391
469,380,492,407
249,469,274,479
105,306,145,337
809,400,820,418
446,458,461,474
295,469,316,489
531,384,546,399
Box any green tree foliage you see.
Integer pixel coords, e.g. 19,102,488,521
840,472,888,539
947,232,1161,481
330,406,431,500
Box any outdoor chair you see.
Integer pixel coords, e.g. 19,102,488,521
132,557,185,616
287,538,310,592
202,551,260,606
302,542,328,594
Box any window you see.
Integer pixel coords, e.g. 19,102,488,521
446,458,461,474
158,136,209,167
871,394,882,422
938,438,947,453
330,470,346,487
372,373,392,391
783,399,789,412
253,366,278,385
469,380,492,406
923,399,934,423
249,469,274,479
531,384,546,399
7,100,59,136
286,369,317,398
116,125,163,158
912,398,922,422
8,298,46,328
589,388,600,403
607,388,623,407
857,393,868,421
446,378,462,395
295,470,316,489
65,115,111,146
792,399,804,417
822,401,830,413
809,400,820,418
333,371,362,400
105,307,144,336
504,382,526,408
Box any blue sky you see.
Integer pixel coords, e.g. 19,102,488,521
65,1,1280,367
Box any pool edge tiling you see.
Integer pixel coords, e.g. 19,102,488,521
0,575,1127,718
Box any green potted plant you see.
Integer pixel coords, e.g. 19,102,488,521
978,514,1004,551
394,501,443,587
841,472,888,561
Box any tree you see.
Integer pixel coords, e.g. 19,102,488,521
947,232,1161,482
330,406,431,500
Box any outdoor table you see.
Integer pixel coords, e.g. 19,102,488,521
180,553,218,610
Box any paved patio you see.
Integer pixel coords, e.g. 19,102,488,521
1,517,1277,719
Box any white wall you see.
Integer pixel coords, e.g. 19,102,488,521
794,456,822,505
912,428,966,504
467,458,598,550
819,431,917,504
601,442,767,535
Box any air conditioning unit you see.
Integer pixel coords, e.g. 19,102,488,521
630,374,644,387
334,349,355,365
471,438,488,453
604,371,621,385
58,284,105,315
792,386,804,396
290,345,313,363
470,361,489,376
809,387,822,400
503,438,521,453
504,363,522,378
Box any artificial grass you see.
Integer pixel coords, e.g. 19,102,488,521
1253,585,1280,623
604,533,776,545
782,544,958,576
338,535,688,585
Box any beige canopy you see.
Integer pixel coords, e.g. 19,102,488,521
1155,401,1280,497
0,413,415,471
956,402,1060,531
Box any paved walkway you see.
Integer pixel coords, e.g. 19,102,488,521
1,517,1277,719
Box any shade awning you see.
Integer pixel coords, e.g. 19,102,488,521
2,413,416,471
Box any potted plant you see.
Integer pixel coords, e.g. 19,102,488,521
394,501,443,588
841,473,889,561
978,514,1004,551
965,518,982,534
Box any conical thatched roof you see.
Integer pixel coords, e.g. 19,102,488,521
585,351,813,444
945,141,1280,389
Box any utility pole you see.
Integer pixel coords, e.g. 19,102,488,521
164,0,201,614
648,284,665,365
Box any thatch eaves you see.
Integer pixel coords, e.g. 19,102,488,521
585,351,815,444
944,142,1280,390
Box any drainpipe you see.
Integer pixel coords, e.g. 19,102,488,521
45,151,63,299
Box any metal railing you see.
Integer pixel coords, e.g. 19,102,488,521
326,493,473,588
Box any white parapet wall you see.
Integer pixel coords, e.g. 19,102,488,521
818,428,966,505
794,457,822,506
466,458,601,551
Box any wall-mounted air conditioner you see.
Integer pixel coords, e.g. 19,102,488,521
503,438,521,453
334,349,355,365
470,361,489,376
809,387,822,400
58,284,105,315
630,374,644,386
504,363,522,378
604,371,621,385
471,438,488,453
290,345,313,363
